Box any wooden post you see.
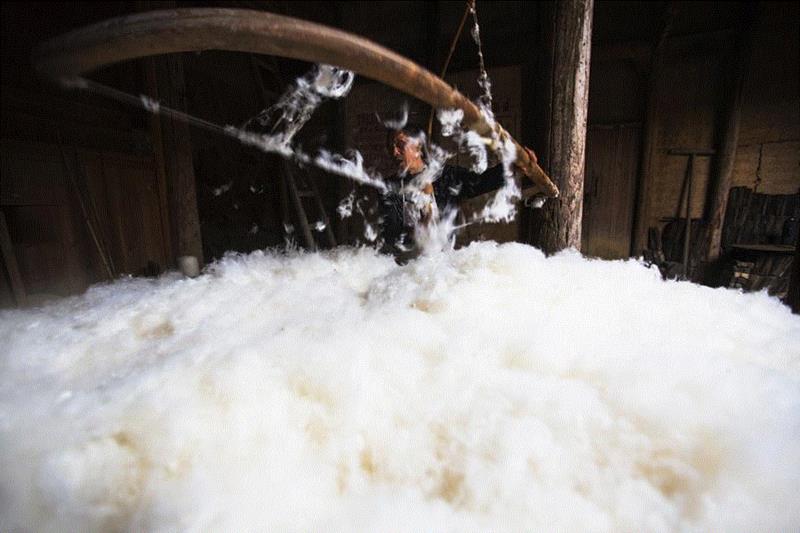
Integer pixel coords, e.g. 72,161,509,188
142,57,174,268
631,3,674,256
155,54,204,266
137,0,202,267
701,4,756,266
526,0,593,254
56,136,115,280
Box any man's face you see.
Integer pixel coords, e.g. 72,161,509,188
391,131,424,173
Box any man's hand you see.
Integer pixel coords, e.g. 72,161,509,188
512,145,539,178
517,146,538,167
515,146,546,200
419,182,436,226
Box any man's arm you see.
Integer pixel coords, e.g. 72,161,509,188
434,146,540,204
419,183,437,225
434,163,505,206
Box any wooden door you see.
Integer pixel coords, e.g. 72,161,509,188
582,124,641,258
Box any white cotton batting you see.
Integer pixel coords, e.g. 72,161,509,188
1,242,798,532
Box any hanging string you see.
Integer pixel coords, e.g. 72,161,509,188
469,0,493,115
64,74,390,193
71,77,231,138
426,0,475,139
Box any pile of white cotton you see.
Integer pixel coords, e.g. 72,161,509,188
1,242,799,532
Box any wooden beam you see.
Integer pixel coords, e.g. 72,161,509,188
701,5,757,265
56,135,115,280
631,3,675,256
526,0,594,253
142,57,174,268
154,53,204,266
136,0,202,266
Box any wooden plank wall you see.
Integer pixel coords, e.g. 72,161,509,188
183,51,345,258
639,4,799,253
582,41,647,259
1,129,168,306
1,139,168,304
731,5,799,196
1,141,89,302
585,3,798,261
642,34,726,238
78,149,167,275
722,187,799,248
582,124,641,258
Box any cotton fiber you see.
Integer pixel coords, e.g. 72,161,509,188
1,242,799,532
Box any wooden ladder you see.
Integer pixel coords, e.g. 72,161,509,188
249,55,336,252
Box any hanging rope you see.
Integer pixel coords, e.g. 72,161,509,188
426,0,475,139
468,0,493,113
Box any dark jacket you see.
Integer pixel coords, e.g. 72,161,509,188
379,163,506,252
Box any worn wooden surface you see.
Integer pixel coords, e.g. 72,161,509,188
701,4,756,264
1,136,168,305
732,141,800,194
58,137,115,280
631,4,798,260
142,57,174,268
154,53,204,265
731,244,795,254
526,0,593,254
630,3,673,256
2,140,87,298
582,124,640,258
646,43,724,244
78,149,167,275
726,251,794,298
721,187,799,248
658,186,798,286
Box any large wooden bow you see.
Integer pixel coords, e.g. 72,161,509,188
34,8,558,198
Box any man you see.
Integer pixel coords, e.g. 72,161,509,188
379,126,535,258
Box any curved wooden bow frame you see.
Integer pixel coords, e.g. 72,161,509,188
34,7,558,197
